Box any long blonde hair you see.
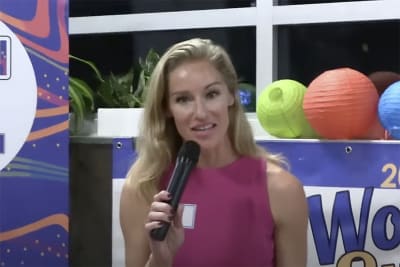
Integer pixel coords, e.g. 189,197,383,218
126,38,285,201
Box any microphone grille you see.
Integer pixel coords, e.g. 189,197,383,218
178,140,200,163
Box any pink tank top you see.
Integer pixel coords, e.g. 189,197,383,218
161,156,275,267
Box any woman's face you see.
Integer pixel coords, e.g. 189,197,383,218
167,59,234,151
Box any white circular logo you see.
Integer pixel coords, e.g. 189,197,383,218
0,21,37,171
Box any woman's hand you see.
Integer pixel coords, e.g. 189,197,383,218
145,190,185,266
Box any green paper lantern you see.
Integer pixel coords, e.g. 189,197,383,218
256,79,316,138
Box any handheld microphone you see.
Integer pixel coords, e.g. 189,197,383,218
150,140,200,241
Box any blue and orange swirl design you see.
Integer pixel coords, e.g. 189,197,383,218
0,0,69,266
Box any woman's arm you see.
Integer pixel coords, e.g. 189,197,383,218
267,163,309,267
120,182,184,267
120,181,152,267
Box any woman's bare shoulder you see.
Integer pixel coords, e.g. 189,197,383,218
266,161,303,191
120,179,149,211
265,160,307,225
120,179,153,267
265,162,308,266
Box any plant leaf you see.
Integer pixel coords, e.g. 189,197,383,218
97,81,118,107
69,77,95,111
70,55,104,83
69,82,85,130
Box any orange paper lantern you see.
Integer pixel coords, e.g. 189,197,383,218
303,68,379,139
364,115,386,140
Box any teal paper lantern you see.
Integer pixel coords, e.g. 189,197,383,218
378,81,400,139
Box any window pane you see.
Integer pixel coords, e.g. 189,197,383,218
70,27,256,111
277,21,400,86
70,0,256,17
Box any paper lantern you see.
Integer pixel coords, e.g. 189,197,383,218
303,68,379,139
238,82,256,112
256,79,316,138
363,115,386,140
378,81,400,139
368,71,400,96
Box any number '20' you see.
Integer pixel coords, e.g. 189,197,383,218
381,163,400,188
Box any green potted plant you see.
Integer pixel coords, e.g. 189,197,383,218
69,55,102,136
96,48,160,108
96,48,160,137
68,49,160,136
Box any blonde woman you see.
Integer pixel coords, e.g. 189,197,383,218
120,38,308,267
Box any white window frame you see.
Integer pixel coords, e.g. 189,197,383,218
69,0,400,138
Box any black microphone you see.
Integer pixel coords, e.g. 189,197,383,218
150,140,200,241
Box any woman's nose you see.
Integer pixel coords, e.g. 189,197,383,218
193,98,207,119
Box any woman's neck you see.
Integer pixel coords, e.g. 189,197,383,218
196,140,239,169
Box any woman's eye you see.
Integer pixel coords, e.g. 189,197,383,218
176,96,190,103
207,90,220,99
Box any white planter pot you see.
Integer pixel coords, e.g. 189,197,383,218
69,113,98,136
97,108,144,137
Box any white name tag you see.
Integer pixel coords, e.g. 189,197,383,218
182,204,197,229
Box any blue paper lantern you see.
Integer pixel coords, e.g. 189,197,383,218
238,83,256,112
378,81,400,139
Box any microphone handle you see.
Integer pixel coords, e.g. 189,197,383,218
169,159,194,210
150,217,171,241
150,159,195,241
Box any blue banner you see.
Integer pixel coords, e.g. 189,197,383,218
258,140,400,266
260,140,400,189
112,139,400,266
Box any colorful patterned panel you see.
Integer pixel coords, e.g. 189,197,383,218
0,1,69,266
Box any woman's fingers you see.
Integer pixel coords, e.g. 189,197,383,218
150,201,173,213
153,190,171,202
145,221,163,231
147,190,174,224
147,210,173,223
173,204,184,228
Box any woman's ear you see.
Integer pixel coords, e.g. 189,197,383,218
228,93,235,107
